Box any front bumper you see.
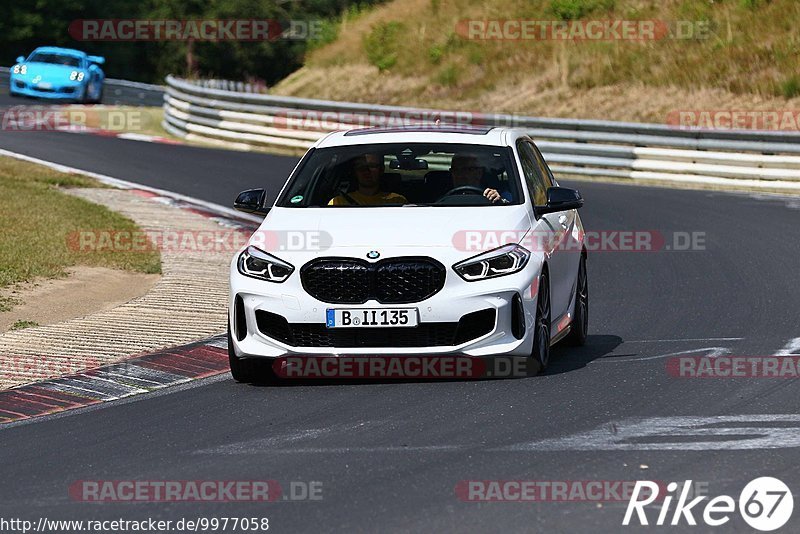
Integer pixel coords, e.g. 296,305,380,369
9,79,84,100
229,255,542,359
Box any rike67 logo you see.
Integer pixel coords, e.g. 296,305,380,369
623,477,793,531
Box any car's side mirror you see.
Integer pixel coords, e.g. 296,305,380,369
536,187,584,215
16,56,25,64
88,55,105,65
234,188,269,215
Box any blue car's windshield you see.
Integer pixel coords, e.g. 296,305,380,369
28,52,81,68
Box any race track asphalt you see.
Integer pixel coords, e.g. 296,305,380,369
1,127,799,532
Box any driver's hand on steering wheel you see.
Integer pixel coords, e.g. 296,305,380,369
483,188,503,203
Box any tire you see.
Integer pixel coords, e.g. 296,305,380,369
228,327,258,383
531,271,551,372
566,254,588,346
78,85,89,104
227,325,281,384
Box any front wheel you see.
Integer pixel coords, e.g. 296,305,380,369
566,255,588,346
530,271,551,372
228,328,258,383
76,84,89,104
227,326,280,384
92,85,104,104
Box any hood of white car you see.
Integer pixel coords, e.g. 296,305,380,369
250,206,532,262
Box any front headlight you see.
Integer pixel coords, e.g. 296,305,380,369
237,245,294,283
69,71,85,81
453,244,531,281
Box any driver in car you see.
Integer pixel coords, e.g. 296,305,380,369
328,154,407,206
450,153,511,204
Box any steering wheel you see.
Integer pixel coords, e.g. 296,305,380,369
439,185,485,199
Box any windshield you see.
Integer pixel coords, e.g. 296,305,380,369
277,143,522,207
27,52,81,67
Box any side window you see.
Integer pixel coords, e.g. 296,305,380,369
528,141,555,188
516,140,547,206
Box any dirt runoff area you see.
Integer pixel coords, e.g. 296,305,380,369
0,267,159,332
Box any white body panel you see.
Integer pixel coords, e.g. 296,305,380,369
229,127,586,359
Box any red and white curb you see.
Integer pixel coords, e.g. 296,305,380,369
0,336,229,425
0,149,260,399
126,187,260,233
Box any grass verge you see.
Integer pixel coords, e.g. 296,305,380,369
303,0,800,96
0,156,161,312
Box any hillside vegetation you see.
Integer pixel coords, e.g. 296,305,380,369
273,0,800,122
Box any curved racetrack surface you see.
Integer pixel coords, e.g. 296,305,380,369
1,126,799,532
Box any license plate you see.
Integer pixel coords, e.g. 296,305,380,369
37,82,52,89
326,308,418,328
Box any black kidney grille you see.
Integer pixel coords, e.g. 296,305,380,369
375,261,446,303
301,260,371,304
301,258,445,304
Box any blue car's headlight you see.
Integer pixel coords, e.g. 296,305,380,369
453,244,531,281
237,246,294,283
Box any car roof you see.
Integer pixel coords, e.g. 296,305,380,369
315,126,528,148
30,46,86,58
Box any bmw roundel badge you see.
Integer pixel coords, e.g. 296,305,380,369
367,250,380,259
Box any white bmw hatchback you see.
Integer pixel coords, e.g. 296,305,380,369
228,126,588,382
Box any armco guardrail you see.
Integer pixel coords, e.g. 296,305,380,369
163,75,800,190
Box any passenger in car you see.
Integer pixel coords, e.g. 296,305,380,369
450,153,511,204
328,154,408,206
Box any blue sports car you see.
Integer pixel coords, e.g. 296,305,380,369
9,46,105,103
